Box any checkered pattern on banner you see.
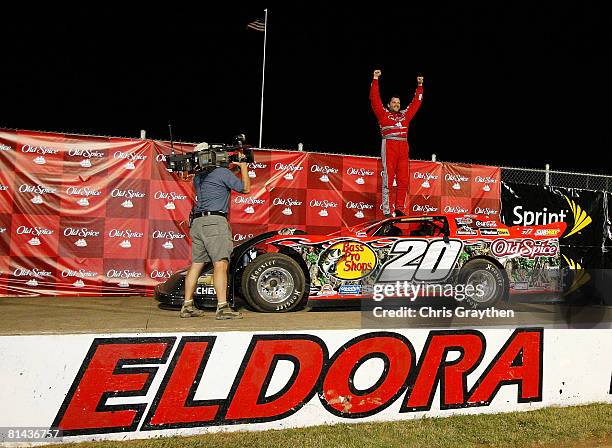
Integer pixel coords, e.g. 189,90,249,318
0,129,500,297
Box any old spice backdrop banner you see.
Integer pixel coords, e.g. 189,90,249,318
0,129,500,297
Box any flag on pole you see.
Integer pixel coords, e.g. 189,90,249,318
247,18,266,32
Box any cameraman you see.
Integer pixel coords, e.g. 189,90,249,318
180,161,251,319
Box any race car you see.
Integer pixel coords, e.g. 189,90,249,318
154,214,567,312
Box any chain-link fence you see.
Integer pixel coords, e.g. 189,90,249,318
501,166,612,192
427,153,612,192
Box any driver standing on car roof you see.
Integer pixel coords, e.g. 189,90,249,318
370,69,424,217
179,157,251,320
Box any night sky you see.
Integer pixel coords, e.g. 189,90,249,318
3,3,610,173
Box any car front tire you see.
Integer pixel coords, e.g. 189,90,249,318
241,253,309,312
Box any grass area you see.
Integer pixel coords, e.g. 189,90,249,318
58,403,611,448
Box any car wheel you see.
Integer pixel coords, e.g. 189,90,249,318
241,253,309,312
458,259,507,308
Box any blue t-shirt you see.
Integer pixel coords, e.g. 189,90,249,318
193,167,245,213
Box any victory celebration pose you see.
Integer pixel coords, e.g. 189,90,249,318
370,70,423,217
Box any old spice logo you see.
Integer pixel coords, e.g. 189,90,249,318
413,172,439,181
150,269,173,279
0,227,6,233
475,176,498,184
13,268,52,277
474,207,499,215
110,189,146,199
248,161,267,169
61,269,98,279
156,154,167,162
113,151,147,161
0,184,8,191
234,196,266,205
272,197,303,207
16,226,54,236
491,239,558,259
345,201,374,210
18,184,56,195
413,204,439,213
233,233,254,242
108,229,144,239
63,227,101,238
106,269,143,279
346,167,375,176
444,205,469,213
0,143,12,151
445,174,470,182
21,144,59,155
274,162,303,172
154,191,188,201
66,186,102,197
309,199,339,208
152,230,186,240
311,164,339,175
67,148,104,158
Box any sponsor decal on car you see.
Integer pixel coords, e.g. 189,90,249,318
318,241,377,280
490,239,558,259
535,229,560,236
454,217,473,225
339,284,361,295
456,226,478,236
479,228,499,236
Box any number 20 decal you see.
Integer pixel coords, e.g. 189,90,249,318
376,239,464,282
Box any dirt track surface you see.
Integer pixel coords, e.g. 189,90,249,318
0,296,610,335
0,296,360,335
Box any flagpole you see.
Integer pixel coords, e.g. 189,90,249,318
258,8,268,148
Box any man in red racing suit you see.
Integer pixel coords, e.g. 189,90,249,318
370,69,423,216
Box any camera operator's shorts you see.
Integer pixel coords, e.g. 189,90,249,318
190,215,233,263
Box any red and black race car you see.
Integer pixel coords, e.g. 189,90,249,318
155,214,568,312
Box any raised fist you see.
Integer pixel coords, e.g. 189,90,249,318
373,70,382,79
417,76,424,86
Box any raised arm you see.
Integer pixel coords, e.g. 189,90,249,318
370,70,386,121
405,76,424,122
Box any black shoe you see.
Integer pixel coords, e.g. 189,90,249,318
383,213,392,218
394,210,406,217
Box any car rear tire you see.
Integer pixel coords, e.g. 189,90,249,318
458,259,507,308
241,253,309,312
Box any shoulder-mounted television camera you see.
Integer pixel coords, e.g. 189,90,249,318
165,134,254,174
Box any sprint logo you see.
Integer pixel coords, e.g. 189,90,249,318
563,196,592,238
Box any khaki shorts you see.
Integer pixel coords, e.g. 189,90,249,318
190,215,233,263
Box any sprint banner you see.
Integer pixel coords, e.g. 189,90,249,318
500,183,608,248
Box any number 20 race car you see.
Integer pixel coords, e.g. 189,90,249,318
155,214,568,312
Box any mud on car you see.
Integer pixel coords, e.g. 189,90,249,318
155,215,567,312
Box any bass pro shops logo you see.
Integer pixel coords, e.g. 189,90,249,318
52,329,543,436
511,196,591,238
318,240,377,280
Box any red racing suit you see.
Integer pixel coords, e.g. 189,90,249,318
370,79,423,215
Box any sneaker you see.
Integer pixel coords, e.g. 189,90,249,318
180,305,206,318
394,209,406,217
216,304,243,320
383,213,393,218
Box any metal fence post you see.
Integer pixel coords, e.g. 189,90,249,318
545,164,550,185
